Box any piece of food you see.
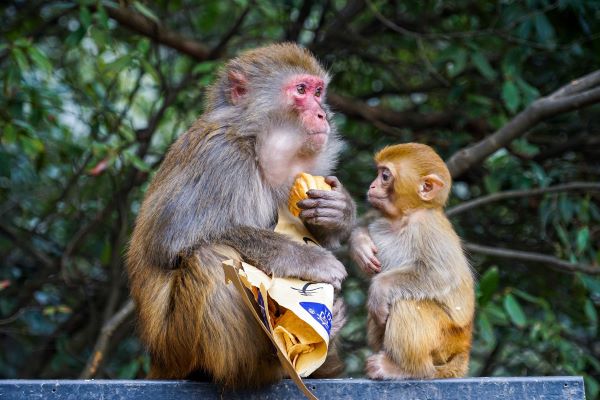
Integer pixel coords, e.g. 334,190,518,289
273,309,321,368
288,173,332,217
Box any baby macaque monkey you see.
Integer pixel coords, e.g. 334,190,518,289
349,143,474,379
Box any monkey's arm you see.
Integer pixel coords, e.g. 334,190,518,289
367,266,419,325
220,226,347,289
349,227,381,274
298,176,356,249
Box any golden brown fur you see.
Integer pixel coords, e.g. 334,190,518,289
350,143,474,380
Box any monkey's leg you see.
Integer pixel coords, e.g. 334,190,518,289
380,300,441,379
134,246,284,388
191,246,285,388
434,351,470,378
367,314,385,352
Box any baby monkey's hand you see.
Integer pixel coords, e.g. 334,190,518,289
349,227,381,274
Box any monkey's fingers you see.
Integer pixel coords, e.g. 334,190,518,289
305,189,345,201
303,216,340,229
298,196,348,214
324,176,342,191
359,253,380,274
370,255,381,268
298,207,343,220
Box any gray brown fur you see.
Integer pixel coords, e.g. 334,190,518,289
127,43,353,388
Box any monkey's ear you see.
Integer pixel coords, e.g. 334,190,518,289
228,70,248,105
418,174,445,201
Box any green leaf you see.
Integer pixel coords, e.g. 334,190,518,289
472,52,497,81
14,38,30,48
503,293,527,328
582,272,600,294
2,124,17,145
100,241,112,265
584,299,597,332
133,1,159,23
141,59,160,82
28,47,53,73
19,136,45,159
516,78,540,106
193,61,220,75
478,266,499,306
95,5,110,29
584,375,599,400
558,195,575,223
65,27,86,47
125,151,150,172
79,6,93,29
534,14,556,44
448,48,468,78
105,55,133,73
576,226,589,254
11,47,29,71
483,174,501,193
119,126,136,142
118,359,140,379
501,80,521,113
477,312,495,344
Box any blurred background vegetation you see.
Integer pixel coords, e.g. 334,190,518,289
1,0,599,397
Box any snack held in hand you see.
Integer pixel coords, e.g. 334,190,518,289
288,173,332,217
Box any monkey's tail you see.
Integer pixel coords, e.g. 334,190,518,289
434,352,469,378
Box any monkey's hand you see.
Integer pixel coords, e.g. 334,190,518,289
220,227,347,290
367,281,390,326
298,176,355,246
349,227,381,275
291,245,348,291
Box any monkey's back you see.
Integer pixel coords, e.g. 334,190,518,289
126,121,286,387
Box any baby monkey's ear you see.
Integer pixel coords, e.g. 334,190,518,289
418,174,445,202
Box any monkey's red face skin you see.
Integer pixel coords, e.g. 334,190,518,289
368,166,399,218
284,74,329,146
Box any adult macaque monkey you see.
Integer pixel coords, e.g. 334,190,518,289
349,143,474,379
127,43,355,388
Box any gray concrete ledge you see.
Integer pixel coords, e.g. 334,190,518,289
0,377,585,400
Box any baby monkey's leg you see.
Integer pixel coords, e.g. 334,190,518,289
366,300,442,379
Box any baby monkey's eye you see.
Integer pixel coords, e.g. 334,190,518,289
315,87,322,97
296,84,306,94
382,170,391,182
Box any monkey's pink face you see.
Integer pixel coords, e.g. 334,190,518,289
284,74,329,147
368,165,398,217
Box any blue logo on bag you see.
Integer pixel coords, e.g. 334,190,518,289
300,302,332,336
257,292,270,330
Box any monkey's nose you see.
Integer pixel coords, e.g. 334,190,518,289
317,112,325,119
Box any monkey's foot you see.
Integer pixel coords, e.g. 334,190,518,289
365,353,411,380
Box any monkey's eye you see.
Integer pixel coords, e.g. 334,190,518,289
296,84,306,95
381,170,391,182
315,87,322,97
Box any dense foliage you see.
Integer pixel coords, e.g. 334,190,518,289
1,0,599,397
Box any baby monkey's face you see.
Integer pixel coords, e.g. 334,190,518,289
367,165,399,218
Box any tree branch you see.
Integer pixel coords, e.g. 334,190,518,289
328,93,457,130
446,69,600,178
0,222,55,269
447,182,600,217
103,5,211,61
464,242,600,275
210,5,251,58
80,299,135,379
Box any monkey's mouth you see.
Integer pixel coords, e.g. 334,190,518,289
307,131,329,146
